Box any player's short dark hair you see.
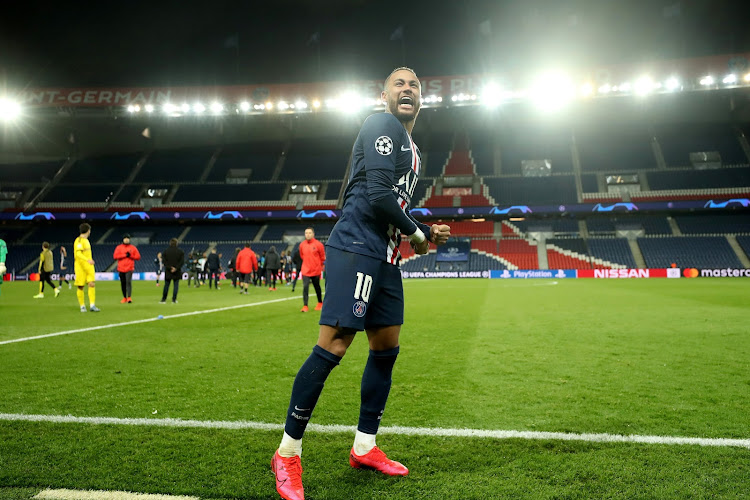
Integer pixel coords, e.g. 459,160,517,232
169,238,178,247
245,242,251,248
306,227,314,232
79,223,91,234
384,66,419,90
43,241,50,249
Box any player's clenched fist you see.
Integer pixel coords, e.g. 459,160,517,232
430,224,451,245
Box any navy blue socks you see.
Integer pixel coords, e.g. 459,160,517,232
284,345,342,439
358,346,400,434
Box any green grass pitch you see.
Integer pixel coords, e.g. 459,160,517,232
0,277,749,499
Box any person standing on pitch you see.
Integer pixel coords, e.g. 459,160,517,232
154,252,164,287
74,223,100,312
271,67,451,500
160,238,184,304
265,245,281,291
206,248,222,290
34,242,61,299
113,234,141,303
0,237,7,298
290,245,302,292
58,246,71,290
235,242,258,295
298,227,325,312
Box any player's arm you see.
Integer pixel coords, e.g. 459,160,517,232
362,115,426,244
132,247,141,261
38,251,44,272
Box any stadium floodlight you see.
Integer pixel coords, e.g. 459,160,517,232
338,92,363,113
239,101,251,112
618,82,632,93
530,72,575,111
579,83,594,98
253,104,265,110
163,103,177,114
722,74,737,85
277,101,290,111
664,77,680,91
181,103,191,113
0,98,22,121
699,75,714,86
210,102,224,113
126,105,137,113
744,73,750,82
312,100,321,108
634,76,655,96
193,103,206,113
598,84,612,94
265,101,273,110
295,100,308,109
144,104,154,113
480,83,503,108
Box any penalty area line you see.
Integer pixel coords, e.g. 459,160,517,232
1,412,749,450
0,296,299,346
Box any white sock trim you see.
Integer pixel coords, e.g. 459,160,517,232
353,430,376,456
278,431,302,458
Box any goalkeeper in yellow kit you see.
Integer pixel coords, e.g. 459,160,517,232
74,223,100,312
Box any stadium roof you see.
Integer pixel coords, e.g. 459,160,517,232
1,0,750,89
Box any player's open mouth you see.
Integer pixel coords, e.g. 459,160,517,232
398,96,414,109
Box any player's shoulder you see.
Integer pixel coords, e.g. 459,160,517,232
361,113,406,136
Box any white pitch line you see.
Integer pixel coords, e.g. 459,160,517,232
35,488,198,500
1,412,748,450
0,296,299,346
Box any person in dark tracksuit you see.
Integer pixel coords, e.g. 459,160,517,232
160,238,184,304
290,245,302,292
206,248,222,289
265,245,281,291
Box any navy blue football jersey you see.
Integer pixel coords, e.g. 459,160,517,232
326,112,423,265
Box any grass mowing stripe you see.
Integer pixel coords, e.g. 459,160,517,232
0,296,299,346
35,488,198,500
2,412,749,450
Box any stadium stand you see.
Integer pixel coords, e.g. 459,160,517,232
673,215,750,235
587,238,638,268
647,167,750,191
0,161,62,183
207,142,283,182
172,183,287,202
638,236,743,268
498,126,573,174
65,154,140,182
655,124,746,167
134,147,215,182
484,176,578,205
280,137,352,180
577,127,656,172
737,235,750,259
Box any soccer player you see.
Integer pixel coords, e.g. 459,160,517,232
113,234,141,303
154,252,164,286
265,245,281,291
271,67,451,500
0,237,7,298
298,227,325,312
34,242,61,299
74,223,100,312
58,246,71,289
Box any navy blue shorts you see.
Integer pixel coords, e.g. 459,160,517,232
319,247,404,331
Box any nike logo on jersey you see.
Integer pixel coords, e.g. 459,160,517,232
401,145,411,151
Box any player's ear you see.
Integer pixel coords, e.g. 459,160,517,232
381,90,387,103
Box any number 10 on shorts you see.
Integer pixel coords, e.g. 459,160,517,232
354,272,372,303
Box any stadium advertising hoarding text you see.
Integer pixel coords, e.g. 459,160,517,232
490,269,577,279
577,268,681,278
682,268,750,278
